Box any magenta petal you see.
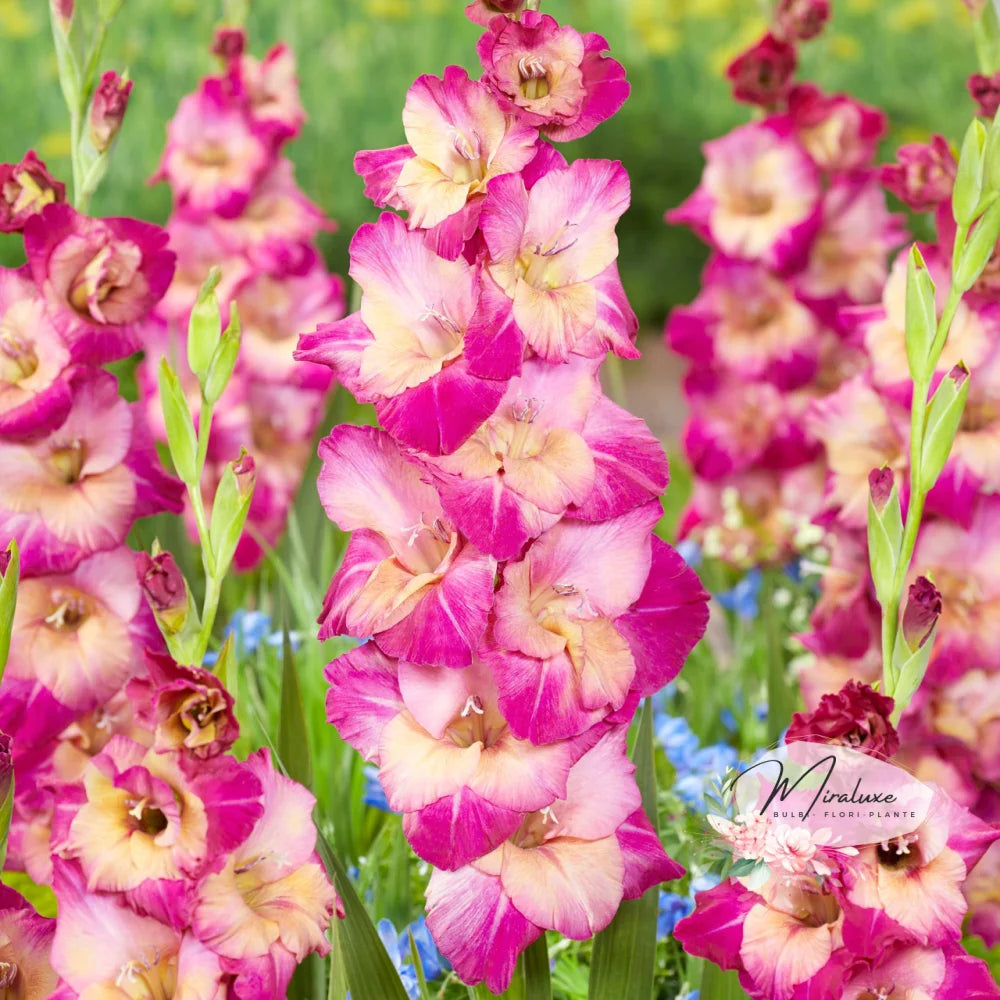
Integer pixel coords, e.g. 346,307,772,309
189,756,264,856
376,542,496,667
571,394,668,521
376,359,505,456
589,263,640,359
464,272,524,381
0,373,73,440
323,643,403,762
425,864,542,994
353,144,412,208
294,313,376,403
317,529,389,642
939,947,1000,999
614,538,709,698
492,648,607,744
521,141,569,188
404,789,522,870
673,880,757,971
126,878,194,930
617,808,684,899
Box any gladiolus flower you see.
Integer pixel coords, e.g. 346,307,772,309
879,136,957,213
89,70,133,153
23,203,175,364
787,85,886,173
465,0,526,26
0,151,65,234
969,71,1000,119
477,12,629,141
0,886,58,999
786,679,900,757
773,0,830,41
726,34,797,107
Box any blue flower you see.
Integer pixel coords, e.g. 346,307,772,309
363,765,393,812
676,539,702,568
715,568,762,620
409,916,447,979
690,872,721,896
377,920,420,1000
657,890,694,937
656,716,700,769
374,917,447,998
677,991,700,1000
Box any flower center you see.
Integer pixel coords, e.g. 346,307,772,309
115,951,176,1000
877,834,920,872
49,437,87,484
127,797,169,836
44,589,91,631
444,695,506,749
730,189,774,217
0,962,18,992
518,55,550,99
0,328,38,383
511,805,561,849
514,222,579,288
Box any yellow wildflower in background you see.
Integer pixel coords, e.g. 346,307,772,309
0,0,37,39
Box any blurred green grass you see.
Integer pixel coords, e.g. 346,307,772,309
0,0,980,327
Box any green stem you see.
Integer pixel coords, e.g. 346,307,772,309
188,400,221,663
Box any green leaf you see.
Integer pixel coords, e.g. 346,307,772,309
729,857,762,878
919,364,971,492
904,245,937,383
187,267,222,385
315,833,410,1000
588,700,658,1000
204,303,242,406
699,960,752,1000
408,927,433,1000
522,934,551,1000
278,627,313,791
0,539,19,681
891,625,937,723
2,871,56,917
327,918,350,1000
157,359,198,484
953,118,988,227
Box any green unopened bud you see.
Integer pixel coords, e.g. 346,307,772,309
890,578,942,716
187,268,223,388
904,245,937,383
953,118,988,226
137,546,191,636
919,363,971,491
866,468,903,604
204,303,241,406
158,359,198,485
0,540,19,680
955,199,1000,291
985,117,1000,192
208,450,256,577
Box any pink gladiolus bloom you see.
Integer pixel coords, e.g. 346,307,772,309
235,254,344,388
315,425,496,666
477,12,629,141
5,547,158,715
53,734,263,898
481,158,638,362
51,860,226,998
487,502,708,743
193,750,335,976
0,370,137,574
786,679,899,758
966,842,1000,947
773,0,830,42
354,66,538,234
425,730,683,992
465,0,526,25
0,267,73,439
794,176,905,305
0,886,58,997
0,151,65,234
23,203,175,364
154,78,272,219
296,212,515,455
668,119,821,272
666,256,823,389
725,33,797,108
787,85,886,173
805,376,909,526
880,136,956,213
326,647,582,869
229,42,305,143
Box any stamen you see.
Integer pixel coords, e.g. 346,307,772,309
460,695,485,717
540,806,558,825
518,55,547,80
418,305,461,335
552,583,577,596
512,396,543,423
449,129,481,161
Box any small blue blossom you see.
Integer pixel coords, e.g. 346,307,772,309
202,609,302,666
377,920,420,999
374,917,448,998
715,568,762,620
677,991,700,1000
690,872,721,896
676,539,702,568
657,891,694,937
656,716,700,769
719,707,738,731
363,765,393,812
410,916,447,979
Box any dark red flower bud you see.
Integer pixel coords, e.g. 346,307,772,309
969,72,1000,119
879,135,956,213
725,34,797,108
786,680,899,758
136,550,189,633
0,151,66,234
868,467,895,514
774,0,831,42
902,576,942,652
0,549,9,579
0,732,12,803
212,27,247,63
90,71,133,153
232,449,256,501
50,0,73,28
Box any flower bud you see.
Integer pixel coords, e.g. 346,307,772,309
89,70,133,154
0,151,66,233
904,244,937,383
158,359,198,485
208,450,256,577
233,449,256,501
137,550,190,634
919,363,971,491
969,71,1000,119
956,198,1000,293
0,540,18,679
50,0,73,29
725,34,797,107
212,27,247,63
203,302,241,406
953,118,988,227
901,577,942,653
465,0,527,25
867,468,902,603
188,268,223,388
773,0,830,42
